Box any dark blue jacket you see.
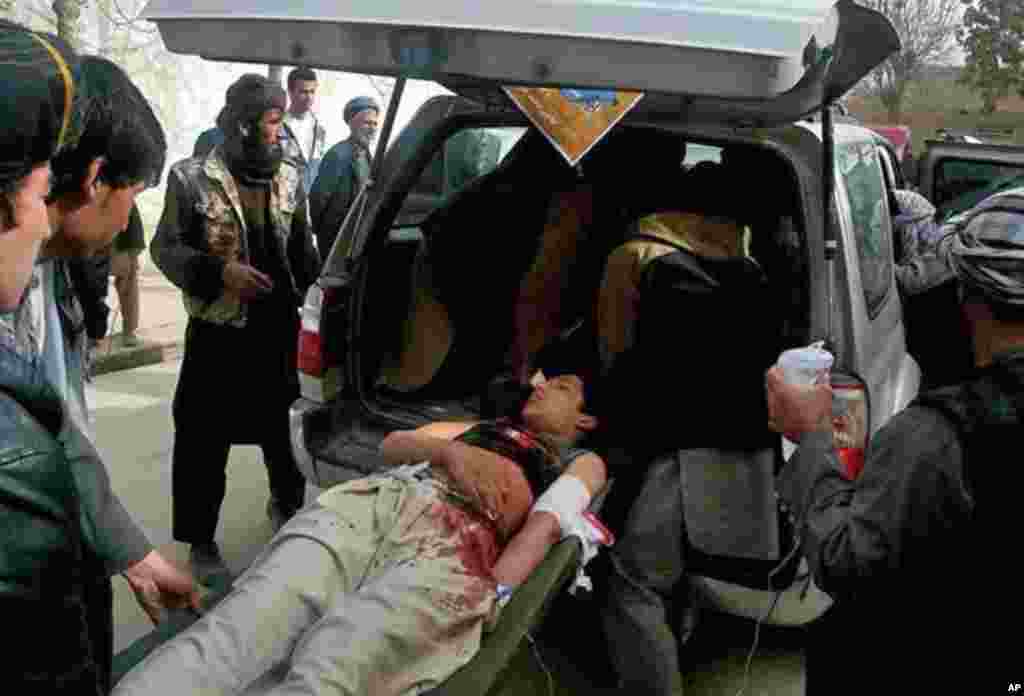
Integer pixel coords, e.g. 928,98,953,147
309,138,372,258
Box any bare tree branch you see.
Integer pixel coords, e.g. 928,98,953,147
859,0,961,120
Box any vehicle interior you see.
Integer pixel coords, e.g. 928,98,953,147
343,119,812,432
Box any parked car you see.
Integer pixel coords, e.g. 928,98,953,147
145,0,906,691
917,139,1024,224
867,125,912,163
935,128,985,145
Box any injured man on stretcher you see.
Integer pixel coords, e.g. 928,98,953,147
113,373,609,696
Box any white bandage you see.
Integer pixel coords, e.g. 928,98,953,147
532,475,591,537
534,476,616,597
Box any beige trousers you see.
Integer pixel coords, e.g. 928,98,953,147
114,477,500,696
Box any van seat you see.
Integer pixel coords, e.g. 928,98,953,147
381,133,576,400
361,226,427,384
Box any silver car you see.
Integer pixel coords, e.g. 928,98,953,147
146,0,912,690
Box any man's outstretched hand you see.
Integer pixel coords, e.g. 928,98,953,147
122,550,202,625
765,366,833,440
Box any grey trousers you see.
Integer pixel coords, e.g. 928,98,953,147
602,453,697,696
114,477,499,696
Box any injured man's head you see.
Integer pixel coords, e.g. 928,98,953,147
519,373,598,444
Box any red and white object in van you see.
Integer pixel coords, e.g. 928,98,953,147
776,346,867,480
297,284,327,401
830,374,867,480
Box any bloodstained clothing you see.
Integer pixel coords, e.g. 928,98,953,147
115,443,593,696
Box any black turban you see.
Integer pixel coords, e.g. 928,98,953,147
217,73,287,133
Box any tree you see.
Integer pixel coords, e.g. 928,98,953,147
859,0,961,121
53,0,87,49
958,0,1024,114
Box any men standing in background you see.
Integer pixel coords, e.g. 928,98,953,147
69,202,147,361
109,202,146,347
309,95,379,257
281,66,328,195
152,74,320,583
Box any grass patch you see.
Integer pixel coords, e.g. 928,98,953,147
849,77,1024,153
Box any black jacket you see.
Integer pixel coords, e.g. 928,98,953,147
780,352,1022,693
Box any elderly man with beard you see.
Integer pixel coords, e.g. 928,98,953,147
151,74,321,582
309,95,379,258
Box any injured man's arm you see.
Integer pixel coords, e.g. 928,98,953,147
382,424,607,585
491,451,606,587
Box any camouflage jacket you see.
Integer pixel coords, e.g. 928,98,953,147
151,146,320,327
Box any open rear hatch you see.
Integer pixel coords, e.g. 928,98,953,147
144,0,897,127
144,0,899,477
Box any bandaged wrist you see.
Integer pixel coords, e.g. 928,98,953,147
495,583,515,608
532,475,590,537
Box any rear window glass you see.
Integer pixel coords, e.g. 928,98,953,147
404,127,527,222
683,143,721,168
837,141,893,316
935,158,1024,222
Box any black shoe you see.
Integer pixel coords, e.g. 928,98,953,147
189,542,231,585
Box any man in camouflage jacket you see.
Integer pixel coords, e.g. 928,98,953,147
151,74,320,581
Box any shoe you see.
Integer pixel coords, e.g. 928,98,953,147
189,542,231,585
121,332,143,348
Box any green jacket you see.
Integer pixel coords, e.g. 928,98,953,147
1,344,103,693
1,262,153,576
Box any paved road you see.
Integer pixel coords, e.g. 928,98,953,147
89,360,804,694
87,359,320,655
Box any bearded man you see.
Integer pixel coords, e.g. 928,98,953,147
151,73,321,582
309,95,380,257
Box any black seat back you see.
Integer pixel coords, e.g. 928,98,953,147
603,244,780,456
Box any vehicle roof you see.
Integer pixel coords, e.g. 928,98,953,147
145,0,838,60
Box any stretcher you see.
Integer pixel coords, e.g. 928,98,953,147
112,485,610,695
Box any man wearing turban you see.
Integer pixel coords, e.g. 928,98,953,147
308,95,380,257
151,74,321,582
